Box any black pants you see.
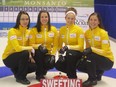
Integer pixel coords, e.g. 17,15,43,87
55,50,82,78
77,52,114,80
3,50,36,80
34,49,54,77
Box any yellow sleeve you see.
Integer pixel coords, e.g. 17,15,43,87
51,28,58,55
101,31,111,51
29,28,40,49
8,29,32,52
92,31,110,55
58,29,63,51
84,31,90,48
68,28,84,52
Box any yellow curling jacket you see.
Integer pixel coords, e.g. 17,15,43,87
2,25,33,60
85,27,114,62
29,25,58,55
59,24,84,52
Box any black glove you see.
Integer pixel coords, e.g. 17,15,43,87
45,55,55,69
59,46,68,54
47,55,55,69
58,55,65,62
49,55,55,65
83,47,92,56
38,45,48,54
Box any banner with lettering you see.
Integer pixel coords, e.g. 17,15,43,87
0,0,94,37
28,79,83,87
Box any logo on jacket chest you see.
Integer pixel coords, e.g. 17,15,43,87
48,33,54,37
94,36,100,41
70,33,76,38
36,33,54,38
61,33,76,38
17,37,22,40
36,34,42,38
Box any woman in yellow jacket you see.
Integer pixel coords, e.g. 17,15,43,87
55,7,84,79
29,10,58,81
78,12,114,86
2,11,36,85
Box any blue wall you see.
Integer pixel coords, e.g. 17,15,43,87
95,0,116,39
95,0,116,5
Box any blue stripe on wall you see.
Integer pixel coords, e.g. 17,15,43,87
0,67,13,78
103,68,116,79
0,22,65,30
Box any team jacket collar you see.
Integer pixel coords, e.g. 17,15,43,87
41,25,48,31
90,26,100,31
19,25,27,33
66,24,75,29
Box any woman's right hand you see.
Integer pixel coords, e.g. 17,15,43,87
29,51,35,63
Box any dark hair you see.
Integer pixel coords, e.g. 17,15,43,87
34,10,51,32
14,11,30,29
65,7,77,15
88,12,104,29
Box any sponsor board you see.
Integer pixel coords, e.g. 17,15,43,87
0,30,8,37
0,0,93,7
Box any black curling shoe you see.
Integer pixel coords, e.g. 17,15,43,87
97,74,102,81
16,78,30,85
83,80,97,87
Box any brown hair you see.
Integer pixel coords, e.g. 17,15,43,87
65,7,77,15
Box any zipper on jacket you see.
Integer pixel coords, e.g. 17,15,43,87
66,27,69,45
44,28,47,46
23,30,25,46
91,29,94,47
